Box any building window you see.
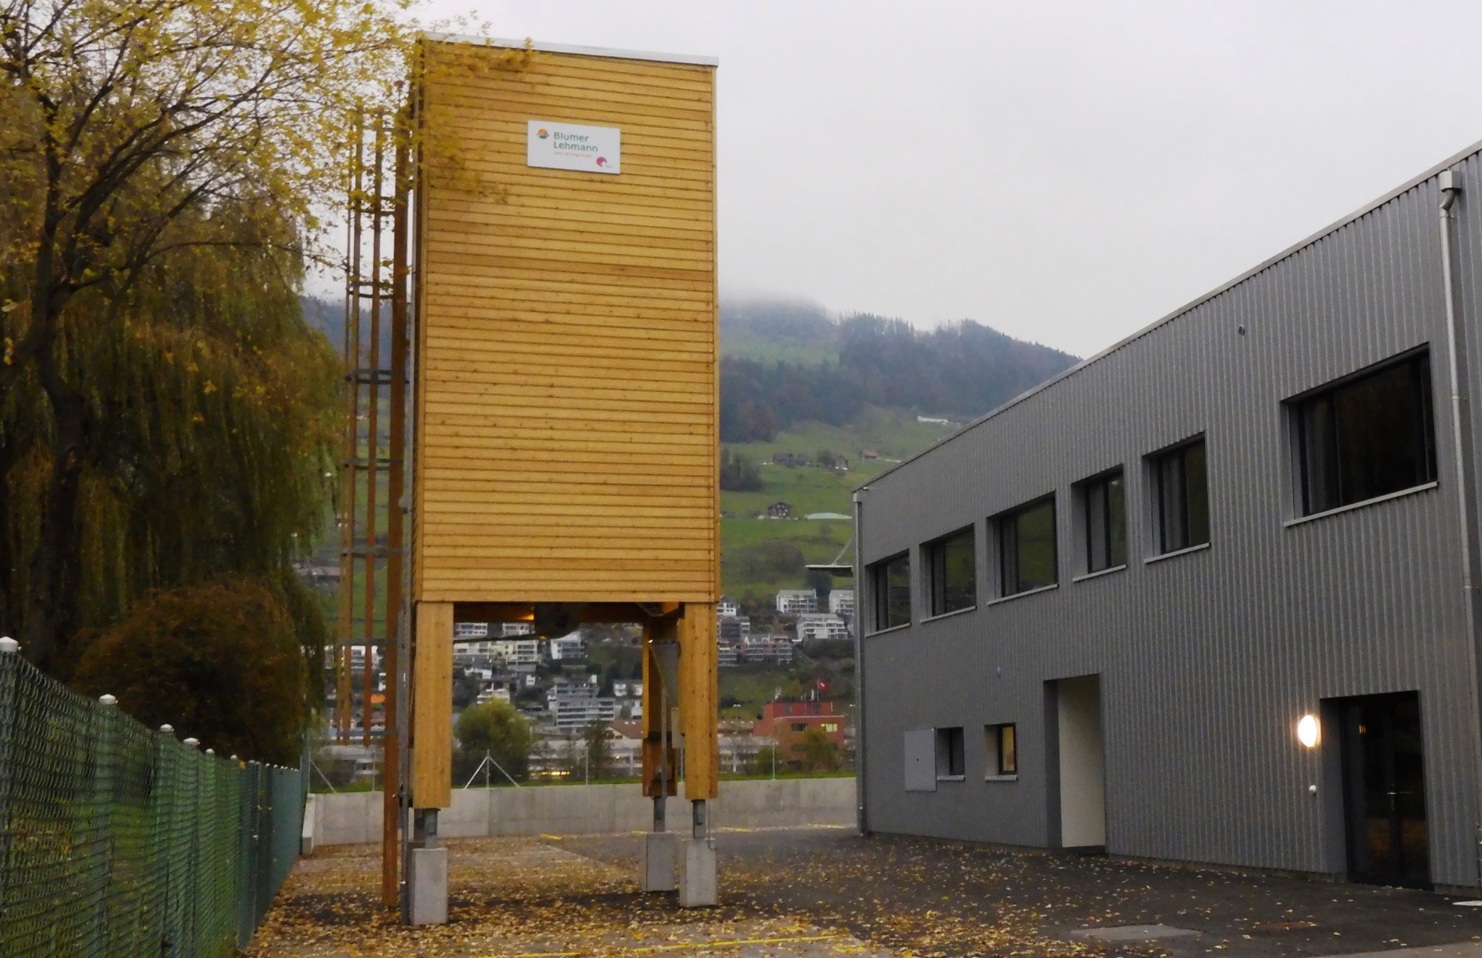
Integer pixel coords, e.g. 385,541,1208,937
1150,438,1209,553
1295,352,1436,515
926,526,976,616
1078,470,1126,573
997,497,1057,596
868,552,912,631
985,723,1017,776
935,726,965,779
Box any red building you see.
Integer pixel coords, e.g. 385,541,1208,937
754,700,847,771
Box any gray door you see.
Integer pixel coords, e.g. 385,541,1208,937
1051,675,1105,848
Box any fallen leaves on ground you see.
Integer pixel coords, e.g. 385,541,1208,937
245,835,1096,958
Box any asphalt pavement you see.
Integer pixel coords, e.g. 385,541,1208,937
559,827,1482,958
249,827,1482,957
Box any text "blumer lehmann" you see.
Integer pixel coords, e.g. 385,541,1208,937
554,131,599,153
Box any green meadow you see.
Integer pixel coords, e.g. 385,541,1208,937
718,409,959,602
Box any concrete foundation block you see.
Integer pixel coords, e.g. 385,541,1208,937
642,831,677,891
408,847,448,925
677,837,717,907
301,795,316,856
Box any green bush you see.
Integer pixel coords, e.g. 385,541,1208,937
70,577,310,765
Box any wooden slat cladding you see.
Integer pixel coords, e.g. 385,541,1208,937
412,39,718,605
411,601,453,807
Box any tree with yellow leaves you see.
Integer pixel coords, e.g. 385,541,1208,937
0,0,411,674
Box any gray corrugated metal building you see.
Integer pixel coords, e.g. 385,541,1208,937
854,141,1482,890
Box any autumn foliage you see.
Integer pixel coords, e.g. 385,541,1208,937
0,0,411,676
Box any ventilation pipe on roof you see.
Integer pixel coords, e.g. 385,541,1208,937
1437,168,1482,882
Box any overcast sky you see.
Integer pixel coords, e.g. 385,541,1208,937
416,1,1482,358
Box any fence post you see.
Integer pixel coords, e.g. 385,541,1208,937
250,762,268,933
0,638,19,944
261,763,272,928
236,759,255,950
185,737,202,956
92,694,119,948
157,724,179,958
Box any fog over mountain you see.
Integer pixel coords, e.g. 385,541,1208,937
718,298,1078,442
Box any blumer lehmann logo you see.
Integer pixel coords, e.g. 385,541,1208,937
528,120,619,174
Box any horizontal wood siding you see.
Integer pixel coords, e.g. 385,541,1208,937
412,40,717,605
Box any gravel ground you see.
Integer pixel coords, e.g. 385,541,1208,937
247,827,1482,958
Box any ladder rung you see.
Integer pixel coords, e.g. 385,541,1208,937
345,368,394,385
341,545,403,558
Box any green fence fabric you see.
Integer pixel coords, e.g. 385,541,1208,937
0,647,305,956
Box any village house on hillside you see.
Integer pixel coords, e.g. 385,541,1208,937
796,612,849,642
775,588,817,615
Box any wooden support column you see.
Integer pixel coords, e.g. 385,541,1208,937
641,620,679,798
678,603,718,799
411,601,453,809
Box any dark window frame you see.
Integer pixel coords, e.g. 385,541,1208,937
996,496,1058,597
1293,351,1437,516
935,726,965,779
987,723,1017,776
1149,437,1209,554
1078,469,1127,573
925,525,977,616
868,552,912,632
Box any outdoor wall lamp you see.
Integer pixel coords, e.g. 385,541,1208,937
1296,714,1321,748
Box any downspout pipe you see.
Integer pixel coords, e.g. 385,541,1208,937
1437,168,1482,883
852,488,868,835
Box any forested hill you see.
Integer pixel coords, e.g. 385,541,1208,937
719,301,1079,442
302,295,1080,443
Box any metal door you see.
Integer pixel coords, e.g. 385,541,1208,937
1340,692,1429,887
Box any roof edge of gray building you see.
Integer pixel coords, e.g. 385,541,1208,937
854,134,1482,496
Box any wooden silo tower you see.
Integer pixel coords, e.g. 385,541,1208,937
402,35,719,920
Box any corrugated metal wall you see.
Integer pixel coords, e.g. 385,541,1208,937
858,149,1482,888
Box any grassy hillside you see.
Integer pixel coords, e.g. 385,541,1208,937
719,409,958,603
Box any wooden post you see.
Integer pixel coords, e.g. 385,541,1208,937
678,603,718,800
410,601,452,809
641,620,677,798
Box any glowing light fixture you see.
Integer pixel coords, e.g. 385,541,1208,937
1296,714,1321,748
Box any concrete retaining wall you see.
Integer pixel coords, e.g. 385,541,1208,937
310,778,857,848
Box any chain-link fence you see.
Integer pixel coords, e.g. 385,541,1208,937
0,643,305,956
